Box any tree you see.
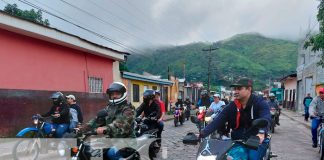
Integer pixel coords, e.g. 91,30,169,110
304,0,324,67
3,3,50,26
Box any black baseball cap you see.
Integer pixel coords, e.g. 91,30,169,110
230,78,253,87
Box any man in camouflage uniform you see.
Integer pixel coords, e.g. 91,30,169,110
81,82,136,159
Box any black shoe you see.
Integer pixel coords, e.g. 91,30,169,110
276,122,280,126
313,144,317,148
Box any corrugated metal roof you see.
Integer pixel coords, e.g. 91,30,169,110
122,72,173,85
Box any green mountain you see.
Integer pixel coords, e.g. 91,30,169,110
126,33,298,90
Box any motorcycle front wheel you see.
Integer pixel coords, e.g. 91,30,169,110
320,133,324,160
13,138,40,160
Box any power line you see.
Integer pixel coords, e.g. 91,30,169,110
87,0,165,43
31,0,140,52
113,0,180,44
32,0,155,59
15,0,143,54
59,0,156,47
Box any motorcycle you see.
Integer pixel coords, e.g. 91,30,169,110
184,118,277,160
12,114,68,160
196,106,207,132
311,115,324,160
134,112,161,159
174,107,184,127
67,112,160,160
184,104,191,121
269,107,279,133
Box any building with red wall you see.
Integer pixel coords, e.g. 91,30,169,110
0,11,128,137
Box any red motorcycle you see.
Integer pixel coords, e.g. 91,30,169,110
196,106,207,132
174,107,184,127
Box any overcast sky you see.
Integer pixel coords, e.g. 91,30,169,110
0,0,320,53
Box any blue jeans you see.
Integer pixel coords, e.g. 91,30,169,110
69,121,78,132
312,118,321,145
52,123,69,138
157,121,164,138
227,138,269,160
304,106,309,120
247,138,270,160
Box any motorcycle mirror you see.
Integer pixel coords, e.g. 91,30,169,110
190,116,199,124
244,136,260,150
252,118,268,129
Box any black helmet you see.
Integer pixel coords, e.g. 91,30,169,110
106,82,127,105
50,92,65,106
143,89,155,100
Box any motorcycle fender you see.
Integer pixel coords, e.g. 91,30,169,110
16,127,38,137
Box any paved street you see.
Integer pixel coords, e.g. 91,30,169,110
0,112,320,160
157,113,321,160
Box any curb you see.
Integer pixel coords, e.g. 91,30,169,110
281,110,311,130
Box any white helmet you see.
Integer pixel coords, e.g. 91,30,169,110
106,82,127,105
269,93,275,97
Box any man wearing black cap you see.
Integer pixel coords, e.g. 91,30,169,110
200,78,271,160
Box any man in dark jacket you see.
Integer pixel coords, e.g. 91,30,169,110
136,89,161,126
41,92,70,138
200,78,271,160
303,93,313,121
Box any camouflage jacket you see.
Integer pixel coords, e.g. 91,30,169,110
86,101,136,138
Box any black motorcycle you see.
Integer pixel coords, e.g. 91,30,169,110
134,112,161,159
183,118,277,160
269,107,279,133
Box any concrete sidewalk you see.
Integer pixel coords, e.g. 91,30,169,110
280,108,311,129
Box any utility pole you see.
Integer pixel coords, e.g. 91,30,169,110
202,46,219,93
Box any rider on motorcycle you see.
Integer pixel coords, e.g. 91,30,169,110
200,78,271,160
197,90,212,108
154,90,165,145
184,97,192,120
41,92,70,138
81,82,136,159
175,96,185,122
309,88,324,148
136,89,161,131
207,94,225,118
268,93,280,126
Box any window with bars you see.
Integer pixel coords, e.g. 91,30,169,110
88,77,103,93
133,84,140,102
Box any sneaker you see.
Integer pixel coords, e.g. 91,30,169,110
276,122,280,126
312,144,317,148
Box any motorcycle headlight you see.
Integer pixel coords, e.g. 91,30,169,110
204,117,212,122
197,155,217,160
33,119,39,125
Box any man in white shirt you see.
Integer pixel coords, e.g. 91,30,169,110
208,94,225,116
